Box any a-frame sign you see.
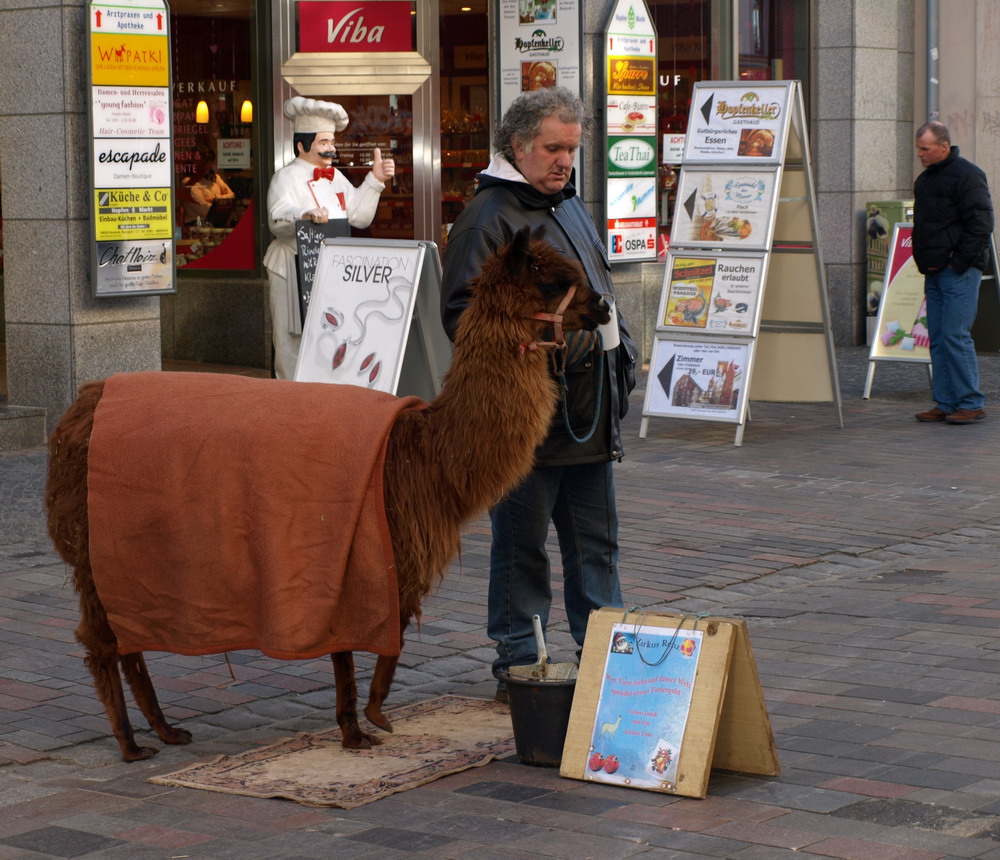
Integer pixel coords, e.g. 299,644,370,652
639,80,843,446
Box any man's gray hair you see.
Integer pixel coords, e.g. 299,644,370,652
916,120,951,146
495,86,594,164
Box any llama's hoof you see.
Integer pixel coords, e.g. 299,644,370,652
364,705,394,733
342,730,386,750
160,726,192,745
122,744,159,762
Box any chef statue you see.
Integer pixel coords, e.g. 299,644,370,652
263,96,395,379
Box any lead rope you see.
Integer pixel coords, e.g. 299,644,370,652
555,331,605,443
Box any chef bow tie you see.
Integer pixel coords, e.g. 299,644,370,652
313,166,336,182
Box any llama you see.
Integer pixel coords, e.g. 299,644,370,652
45,226,611,762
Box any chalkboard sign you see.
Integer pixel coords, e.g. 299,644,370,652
294,219,350,325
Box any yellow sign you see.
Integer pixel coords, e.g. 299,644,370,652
91,33,168,86
607,57,655,95
94,187,172,240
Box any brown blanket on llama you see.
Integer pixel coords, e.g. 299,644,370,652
87,372,424,660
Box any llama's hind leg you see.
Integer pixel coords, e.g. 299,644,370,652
120,653,192,747
332,651,383,749
82,643,158,761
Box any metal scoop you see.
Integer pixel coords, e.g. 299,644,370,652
507,614,579,681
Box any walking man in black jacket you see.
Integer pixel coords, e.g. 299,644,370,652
441,87,637,701
912,121,994,424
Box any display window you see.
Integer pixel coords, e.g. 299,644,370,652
439,1,489,248
170,0,256,270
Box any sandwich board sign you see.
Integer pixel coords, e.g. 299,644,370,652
561,608,779,799
294,238,451,402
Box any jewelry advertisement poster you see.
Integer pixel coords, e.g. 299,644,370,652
682,82,789,164
582,622,703,791
658,252,766,335
643,336,751,422
295,242,424,393
670,167,779,252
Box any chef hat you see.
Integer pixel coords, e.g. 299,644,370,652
283,97,349,133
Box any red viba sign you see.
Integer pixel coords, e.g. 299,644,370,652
298,2,414,53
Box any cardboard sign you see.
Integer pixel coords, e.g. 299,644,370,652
562,609,779,799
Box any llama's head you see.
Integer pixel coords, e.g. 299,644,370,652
468,226,611,351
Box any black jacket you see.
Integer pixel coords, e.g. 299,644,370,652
912,145,994,275
441,169,637,466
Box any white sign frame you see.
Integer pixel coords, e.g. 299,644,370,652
641,334,753,425
657,252,767,337
682,81,791,165
294,239,428,394
670,166,780,252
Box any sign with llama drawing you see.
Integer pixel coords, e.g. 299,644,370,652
580,621,702,791
295,240,428,393
562,608,780,799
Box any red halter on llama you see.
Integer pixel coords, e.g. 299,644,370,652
45,226,611,761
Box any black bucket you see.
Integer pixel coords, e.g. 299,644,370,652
499,670,576,767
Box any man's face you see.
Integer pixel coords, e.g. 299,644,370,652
512,115,581,194
916,131,949,168
299,131,337,167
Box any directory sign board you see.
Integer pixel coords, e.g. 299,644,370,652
88,0,175,296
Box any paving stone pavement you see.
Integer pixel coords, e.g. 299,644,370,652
1,346,999,859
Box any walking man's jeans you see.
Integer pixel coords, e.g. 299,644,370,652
488,460,623,680
924,265,984,412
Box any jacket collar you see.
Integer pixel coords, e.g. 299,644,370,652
476,153,577,208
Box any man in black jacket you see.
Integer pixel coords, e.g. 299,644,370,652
912,121,993,424
441,88,637,701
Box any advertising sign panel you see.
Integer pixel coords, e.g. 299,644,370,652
497,0,581,116
88,0,174,296
682,82,789,164
603,0,656,264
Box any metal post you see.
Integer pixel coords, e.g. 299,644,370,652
926,0,939,121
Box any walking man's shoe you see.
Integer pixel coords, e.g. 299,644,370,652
945,408,986,424
915,407,951,422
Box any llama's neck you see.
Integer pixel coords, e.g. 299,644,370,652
392,305,558,526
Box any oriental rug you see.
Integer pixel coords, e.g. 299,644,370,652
149,696,514,808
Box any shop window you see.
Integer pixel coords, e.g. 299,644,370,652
439,1,489,247
170,0,256,270
738,0,809,92
652,0,712,260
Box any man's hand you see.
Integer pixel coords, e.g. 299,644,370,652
372,147,395,183
305,207,329,224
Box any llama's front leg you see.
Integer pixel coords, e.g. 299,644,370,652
332,651,383,748
364,654,399,732
365,619,409,732
120,653,192,747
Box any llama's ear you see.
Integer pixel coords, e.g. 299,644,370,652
530,225,547,243
506,226,533,281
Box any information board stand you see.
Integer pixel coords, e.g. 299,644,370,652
864,230,1000,398
293,238,451,402
561,608,779,800
639,80,842,446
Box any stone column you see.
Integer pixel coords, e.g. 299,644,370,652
813,1,915,346
0,2,161,431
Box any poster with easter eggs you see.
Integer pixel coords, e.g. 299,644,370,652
658,252,766,335
581,622,702,791
868,224,931,363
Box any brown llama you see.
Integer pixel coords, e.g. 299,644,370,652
45,225,611,762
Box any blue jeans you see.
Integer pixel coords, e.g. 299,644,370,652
488,461,623,680
924,266,984,412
